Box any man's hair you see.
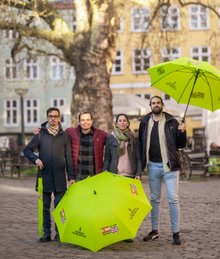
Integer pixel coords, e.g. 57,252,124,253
115,113,130,127
46,107,60,116
149,95,164,106
78,111,93,121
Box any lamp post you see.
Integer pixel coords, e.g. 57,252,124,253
15,88,28,146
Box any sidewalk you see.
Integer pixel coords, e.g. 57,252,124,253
0,175,220,259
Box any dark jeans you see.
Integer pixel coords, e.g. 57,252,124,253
43,191,65,235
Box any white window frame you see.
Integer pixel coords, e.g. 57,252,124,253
190,46,210,62
4,99,19,127
160,6,180,31
3,29,19,40
50,57,65,80
112,49,124,75
189,5,209,30
132,48,152,74
51,98,66,125
161,47,181,62
4,58,18,80
117,17,123,32
25,99,39,126
132,8,151,32
24,57,39,80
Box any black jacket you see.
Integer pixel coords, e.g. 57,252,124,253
138,112,187,171
23,122,74,192
103,133,142,177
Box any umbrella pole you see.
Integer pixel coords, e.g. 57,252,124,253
182,69,200,122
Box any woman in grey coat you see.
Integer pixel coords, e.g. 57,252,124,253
103,113,142,179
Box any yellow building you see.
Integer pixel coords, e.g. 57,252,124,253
110,1,220,135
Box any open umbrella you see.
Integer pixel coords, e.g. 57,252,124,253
52,172,151,252
37,171,43,239
148,57,220,120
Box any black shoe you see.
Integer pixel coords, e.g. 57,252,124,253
143,230,159,241
54,233,60,242
39,233,51,242
173,232,182,245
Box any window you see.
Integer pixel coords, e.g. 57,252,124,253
50,57,65,80
160,6,180,31
4,99,18,126
161,48,180,62
24,57,38,79
3,29,18,40
132,8,151,32
112,50,124,75
189,5,209,30
191,46,210,62
117,17,123,32
133,49,151,74
5,59,18,80
25,99,39,125
51,98,66,124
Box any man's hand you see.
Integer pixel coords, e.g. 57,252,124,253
35,159,44,170
69,179,75,184
34,128,41,135
178,121,186,132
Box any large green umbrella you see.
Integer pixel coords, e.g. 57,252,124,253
148,57,220,120
52,172,151,252
37,171,43,239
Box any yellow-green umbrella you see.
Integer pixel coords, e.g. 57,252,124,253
52,172,151,252
148,57,220,120
37,172,43,239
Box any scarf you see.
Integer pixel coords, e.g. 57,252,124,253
46,122,59,136
114,127,134,156
146,114,170,172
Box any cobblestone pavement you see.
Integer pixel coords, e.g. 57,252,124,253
0,174,220,259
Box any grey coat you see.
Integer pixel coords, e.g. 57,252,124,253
103,132,142,177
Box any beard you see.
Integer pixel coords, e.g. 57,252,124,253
152,106,163,115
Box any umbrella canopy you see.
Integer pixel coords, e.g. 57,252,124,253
37,173,43,238
52,172,151,252
148,57,220,120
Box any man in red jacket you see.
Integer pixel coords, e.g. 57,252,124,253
66,111,107,181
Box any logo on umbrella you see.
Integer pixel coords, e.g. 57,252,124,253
101,224,119,235
60,208,66,224
72,227,87,238
130,184,138,195
129,207,139,219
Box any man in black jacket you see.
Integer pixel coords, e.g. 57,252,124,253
23,107,75,242
138,96,186,245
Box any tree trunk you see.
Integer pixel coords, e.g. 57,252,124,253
70,0,117,132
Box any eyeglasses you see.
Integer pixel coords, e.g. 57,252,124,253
48,115,60,119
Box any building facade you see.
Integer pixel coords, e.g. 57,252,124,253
1,0,219,148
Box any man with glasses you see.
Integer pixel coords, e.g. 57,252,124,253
23,107,75,242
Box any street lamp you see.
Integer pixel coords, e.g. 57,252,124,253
15,88,28,146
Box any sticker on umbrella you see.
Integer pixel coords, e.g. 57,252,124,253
52,172,151,252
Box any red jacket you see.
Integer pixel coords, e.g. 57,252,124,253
65,126,107,177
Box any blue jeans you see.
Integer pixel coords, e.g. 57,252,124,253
147,161,180,233
43,191,65,235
